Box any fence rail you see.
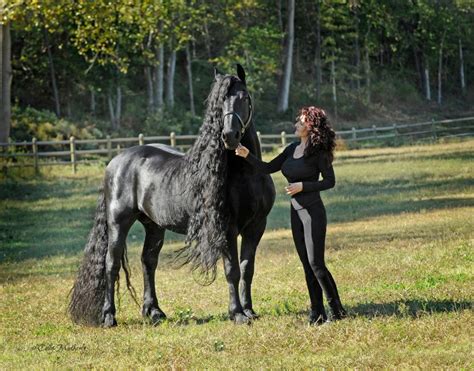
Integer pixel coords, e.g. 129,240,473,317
1,116,473,174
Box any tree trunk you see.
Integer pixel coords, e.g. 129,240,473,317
277,0,295,113
331,52,338,124
185,44,195,117
116,85,122,128
107,84,121,130
424,65,431,101
413,46,424,93
437,56,442,105
154,43,164,110
314,0,322,99
459,38,466,93
354,12,361,90
203,20,212,59
108,90,116,130
0,24,12,143
43,28,61,117
365,34,371,104
277,0,283,32
166,45,176,108
66,79,72,117
145,66,154,112
90,88,96,116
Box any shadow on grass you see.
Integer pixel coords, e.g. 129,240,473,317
121,298,473,328
349,299,472,319
1,152,472,263
122,312,230,327
267,176,473,229
335,148,474,164
0,178,99,202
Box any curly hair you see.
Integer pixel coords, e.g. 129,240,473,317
175,75,238,282
299,106,336,164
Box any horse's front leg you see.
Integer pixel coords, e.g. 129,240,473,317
240,219,266,319
223,230,249,324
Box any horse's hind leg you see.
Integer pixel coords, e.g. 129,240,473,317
103,217,135,327
140,219,166,325
240,219,267,319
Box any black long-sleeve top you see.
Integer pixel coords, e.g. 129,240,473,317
245,142,335,209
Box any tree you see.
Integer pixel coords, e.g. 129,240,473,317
0,23,12,142
277,0,295,113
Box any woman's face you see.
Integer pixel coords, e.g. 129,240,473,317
294,114,309,139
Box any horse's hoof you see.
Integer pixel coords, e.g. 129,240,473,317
243,309,259,320
233,313,251,325
103,313,117,328
150,309,167,325
308,310,327,326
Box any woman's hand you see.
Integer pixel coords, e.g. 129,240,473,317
235,143,249,158
285,182,303,196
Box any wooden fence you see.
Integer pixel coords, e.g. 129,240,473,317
1,116,473,175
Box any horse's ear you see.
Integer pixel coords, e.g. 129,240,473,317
214,67,223,81
236,64,246,85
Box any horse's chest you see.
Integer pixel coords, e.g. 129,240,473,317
228,175,274,220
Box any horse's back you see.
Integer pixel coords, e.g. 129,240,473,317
104,144,188,232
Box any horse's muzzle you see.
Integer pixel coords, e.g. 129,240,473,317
222,131,241,150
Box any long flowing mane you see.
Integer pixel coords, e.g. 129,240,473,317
176,75,237,281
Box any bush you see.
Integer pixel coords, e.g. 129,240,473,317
11,106,104,142
143,109,203,135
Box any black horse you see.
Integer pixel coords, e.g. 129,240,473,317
69,65,275,327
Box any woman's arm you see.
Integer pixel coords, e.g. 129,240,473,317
301,153,336,192
235,144,292,174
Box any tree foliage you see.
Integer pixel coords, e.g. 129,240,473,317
1,0,473,139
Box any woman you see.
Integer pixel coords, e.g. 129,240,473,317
235,106,346,325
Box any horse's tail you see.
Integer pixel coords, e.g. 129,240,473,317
68,188,108,326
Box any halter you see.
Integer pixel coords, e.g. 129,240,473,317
222,93,253,134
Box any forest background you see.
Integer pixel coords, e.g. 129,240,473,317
0,0,473,143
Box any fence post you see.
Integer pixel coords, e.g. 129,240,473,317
32,137,39,175
281,131,286,147
256,131,262,147
70,136,77,174
352,127,356,140
107,135,112,160
170,132,176,147
372,125,377,138
138,133,144,145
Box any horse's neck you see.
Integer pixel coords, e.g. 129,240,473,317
241,123,261,159
227,122,261,174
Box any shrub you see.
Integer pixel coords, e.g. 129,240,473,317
11,106,103,142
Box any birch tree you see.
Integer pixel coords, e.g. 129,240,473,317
277,0,295,113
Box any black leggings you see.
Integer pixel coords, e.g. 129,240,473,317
291,200,343,316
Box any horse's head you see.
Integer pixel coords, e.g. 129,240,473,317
216,64,253,150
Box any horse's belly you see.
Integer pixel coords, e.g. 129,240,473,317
142,195,189,234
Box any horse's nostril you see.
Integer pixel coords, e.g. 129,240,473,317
222,133,227,141
235,131,240,140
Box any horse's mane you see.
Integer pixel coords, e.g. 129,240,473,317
176,75,237,282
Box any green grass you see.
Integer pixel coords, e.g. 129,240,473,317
0,139,473,368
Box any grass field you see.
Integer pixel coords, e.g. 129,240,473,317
0,139,473,368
